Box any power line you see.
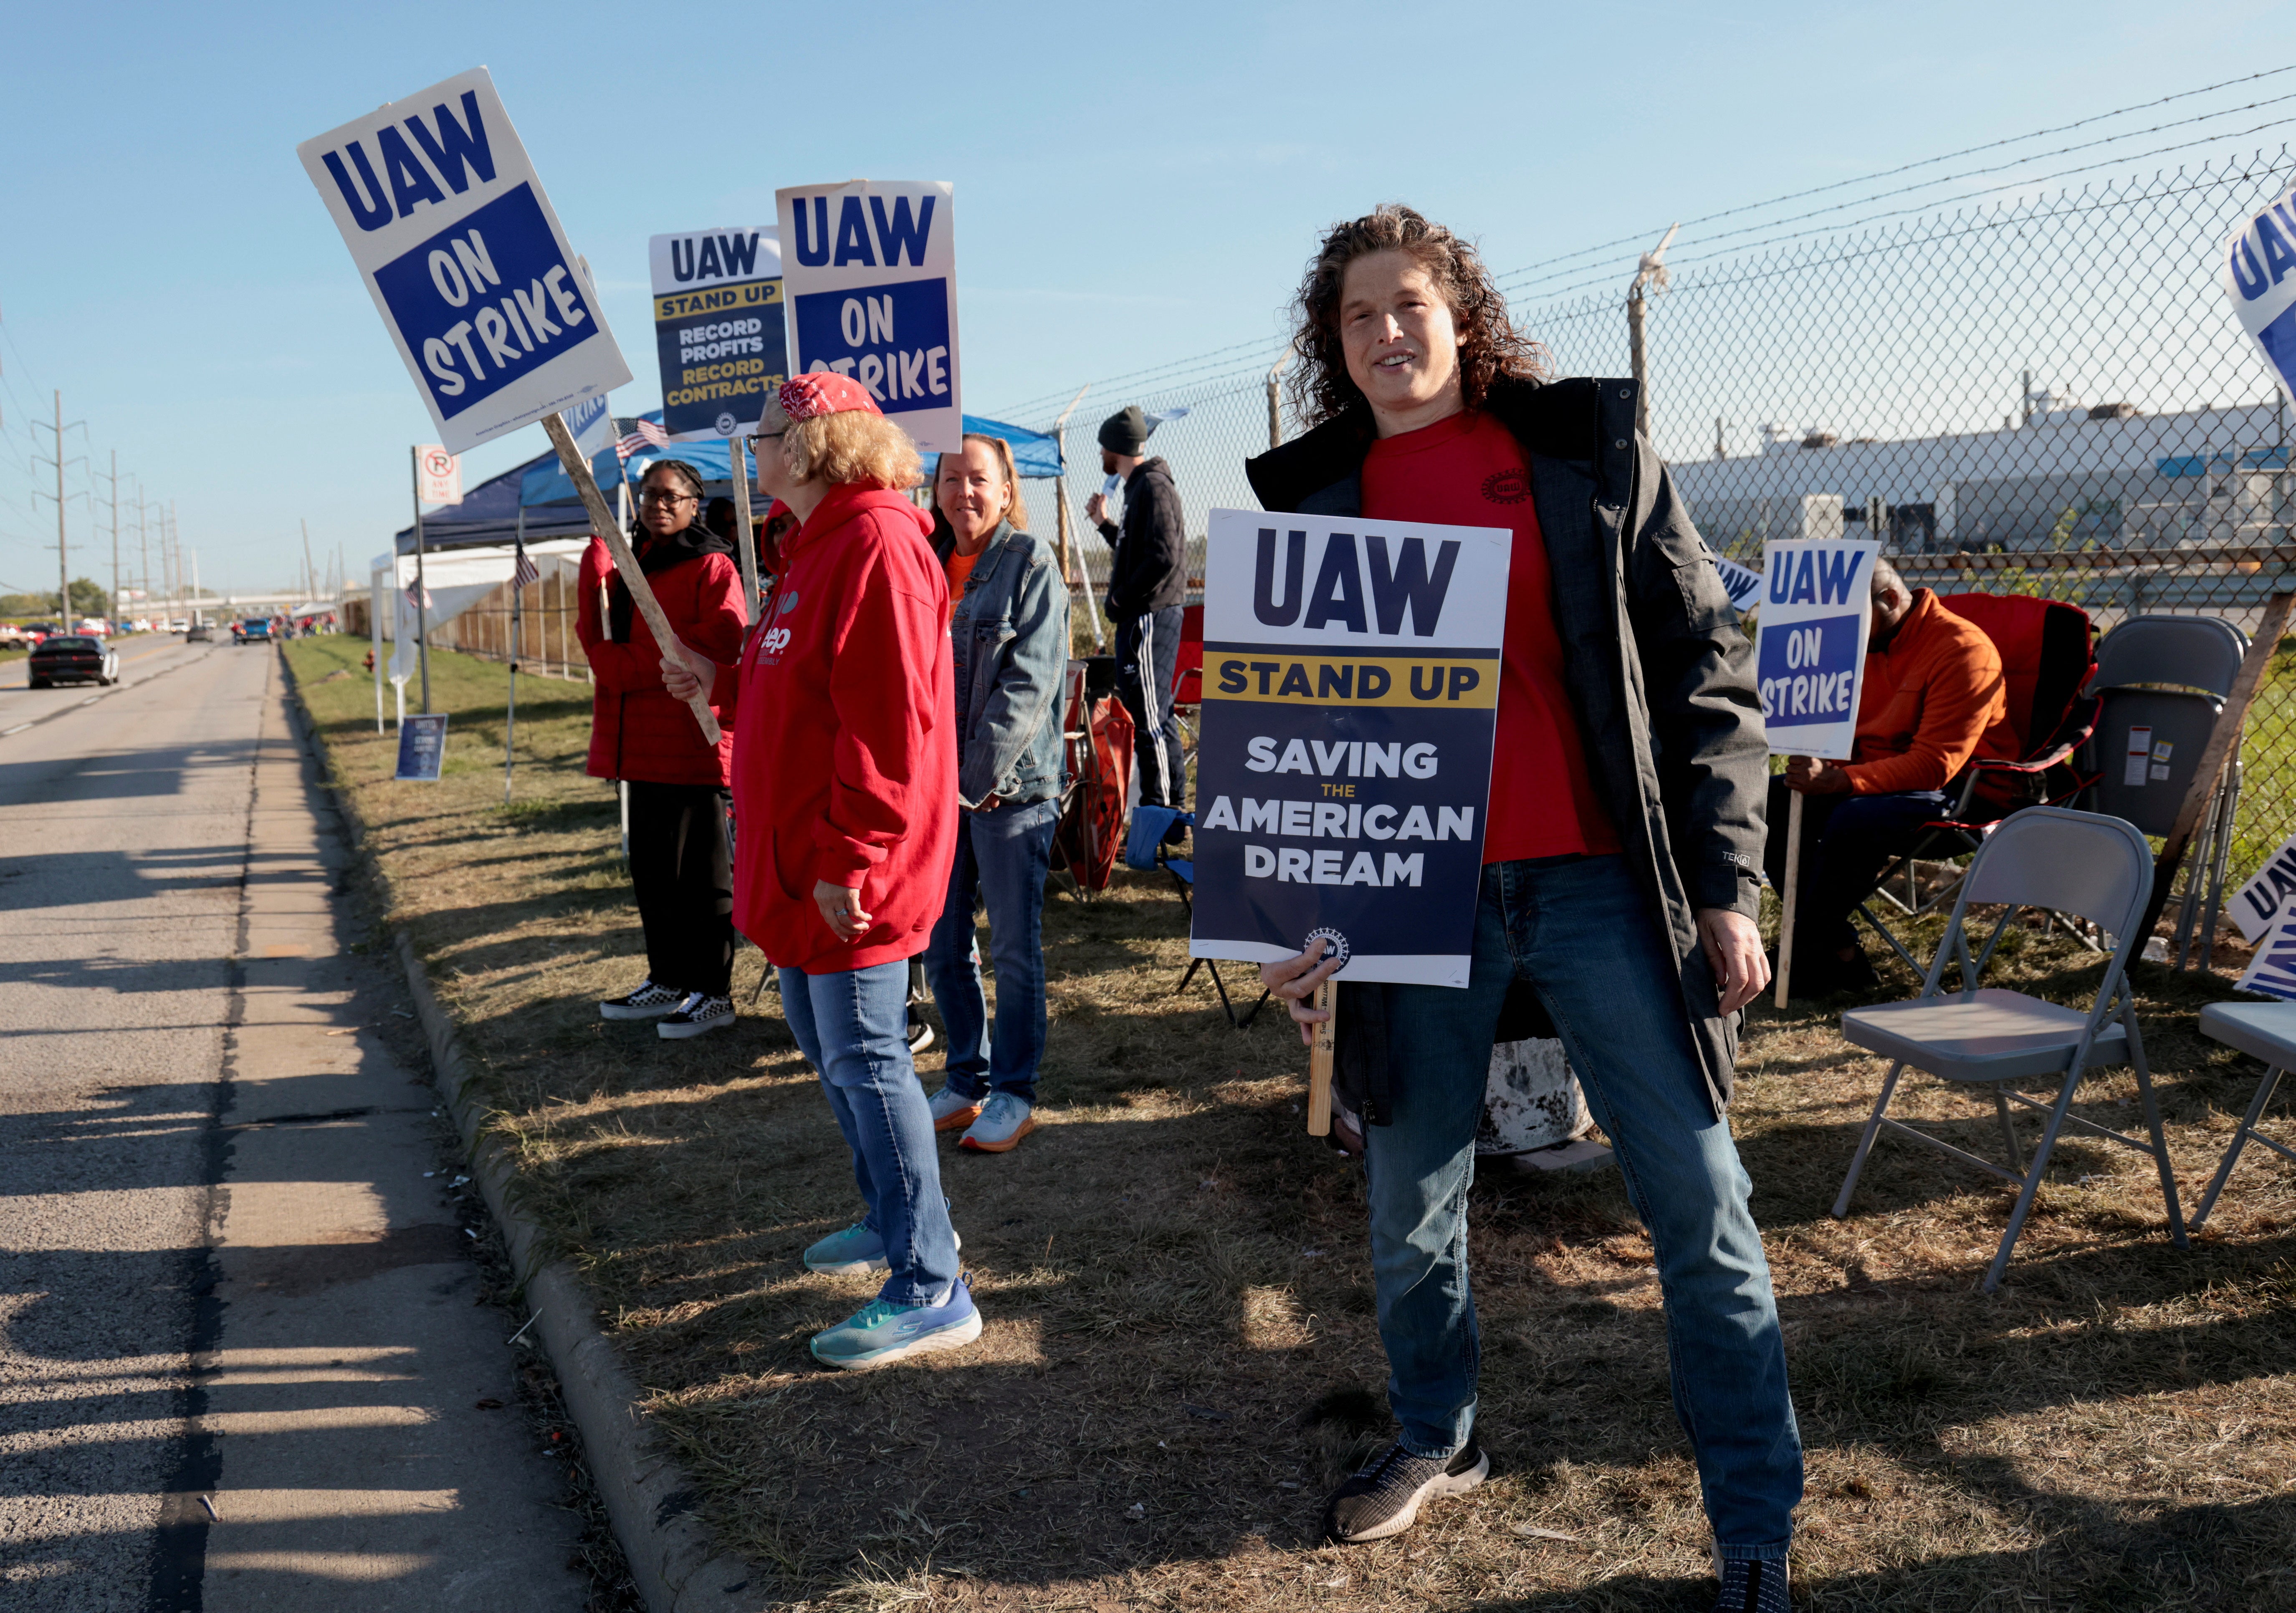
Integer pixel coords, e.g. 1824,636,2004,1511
1497,63,2296,290
1514,126,2296,309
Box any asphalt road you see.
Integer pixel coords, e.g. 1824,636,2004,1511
0,641,589,1609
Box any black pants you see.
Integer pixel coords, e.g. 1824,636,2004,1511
626,781,734,997
1762,776,1954,957
1115,606,1186,809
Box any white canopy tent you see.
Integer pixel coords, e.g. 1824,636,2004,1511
368,537,591,724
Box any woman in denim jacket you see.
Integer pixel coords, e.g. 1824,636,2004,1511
921,435,1072,1153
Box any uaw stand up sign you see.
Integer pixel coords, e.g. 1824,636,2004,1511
1189,510,1510,1123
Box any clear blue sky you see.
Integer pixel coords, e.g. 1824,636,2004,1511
0,0,2284,594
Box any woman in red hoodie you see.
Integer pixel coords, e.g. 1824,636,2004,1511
577,458,747,1039
664,374,973,1370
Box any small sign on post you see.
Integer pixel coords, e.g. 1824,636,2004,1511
395,712,448,781
417,445,463,504
1757,533,1882,1004
774,180,961,453
1188,509,1511,994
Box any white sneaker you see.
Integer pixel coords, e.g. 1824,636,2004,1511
927,1086,985,1133
958,1093,1037,1154
657,992,734,1039
601,979,683,1021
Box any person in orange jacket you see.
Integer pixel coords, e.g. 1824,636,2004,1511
1763,558,2015,990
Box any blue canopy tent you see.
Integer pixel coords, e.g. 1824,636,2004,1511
397,411,1062,555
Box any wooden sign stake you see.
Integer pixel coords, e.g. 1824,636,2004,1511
1775,788,1805,1007
541,412,720,745
727,433,761,611
1307,977,1336,1136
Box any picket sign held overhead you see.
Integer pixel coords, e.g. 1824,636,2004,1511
2223,181,2296,405
774,180,961,452
298,68,632,455
300,69,711,743
650,227,786,441
1188,510,1512,990
1754,538,1883,763
2237,894,2296,1000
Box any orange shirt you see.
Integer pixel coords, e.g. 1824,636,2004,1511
1846,589,2015,794
943,548,981,622
1361,410,1620,862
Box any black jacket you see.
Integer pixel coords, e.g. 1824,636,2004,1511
1244,376,1767,1117
1095,457,1186,618
606,520,739,643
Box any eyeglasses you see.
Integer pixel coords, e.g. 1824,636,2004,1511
639,489,698,508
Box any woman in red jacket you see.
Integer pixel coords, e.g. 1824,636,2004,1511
578,458,747,1039
664,374,973,1370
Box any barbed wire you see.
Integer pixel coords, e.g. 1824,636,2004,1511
1495,64,2296,291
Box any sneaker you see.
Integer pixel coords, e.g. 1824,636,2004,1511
1321,1438,1488,1544
802,1221,961,1275
600,979,683,1021
657,992,734,1039
927,1086,985,1133
958,1093,1038,1154
1714,1557,1790,1613
809,1276,982,1370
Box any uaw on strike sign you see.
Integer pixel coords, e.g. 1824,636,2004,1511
2224,180,2296,403
298,68,631,455
775,180,961,452
1188,511,1510,987
1755,537,1881,760
650,226,787,440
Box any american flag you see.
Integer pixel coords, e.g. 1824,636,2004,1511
613,418,670,460
511,537,539,591
404,579,432,610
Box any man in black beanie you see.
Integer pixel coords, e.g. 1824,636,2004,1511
1085,405,1188,811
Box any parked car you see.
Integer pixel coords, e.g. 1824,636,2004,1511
28,635,119,688
0,625,26,650
167,618,190,632
185,620,214,643
21,622,59,646
233,617,273,645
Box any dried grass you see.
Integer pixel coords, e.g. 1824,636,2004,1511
287,637,2296,1611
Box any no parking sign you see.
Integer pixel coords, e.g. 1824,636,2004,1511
416,445,462,505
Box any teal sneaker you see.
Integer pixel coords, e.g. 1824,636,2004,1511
810,1277,981,1371
802,1221,962,1275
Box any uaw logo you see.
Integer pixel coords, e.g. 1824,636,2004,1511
1304,926,1351,968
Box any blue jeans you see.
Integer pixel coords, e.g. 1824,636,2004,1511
1370,855,1802,1560
920,796,1059,1103
1763,778,1954,954
779,958,961,1307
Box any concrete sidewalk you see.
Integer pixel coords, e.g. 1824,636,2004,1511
0,647,590,1609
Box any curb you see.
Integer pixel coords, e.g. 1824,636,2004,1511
278,649,767,1613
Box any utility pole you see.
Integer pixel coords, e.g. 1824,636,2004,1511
136,487,150,626
301,519,316,613
105,450,121,627
30,389,86,622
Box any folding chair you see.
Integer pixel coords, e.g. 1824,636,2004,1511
1856,594,2098,977
1832,805,2189,1292
2080,615,2249,970
2187,1001,2296,1232
1124,803,1267,1029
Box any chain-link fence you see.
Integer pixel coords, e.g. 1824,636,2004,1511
991,148,2296,890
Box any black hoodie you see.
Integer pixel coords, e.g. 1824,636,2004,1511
1094,456,1186,618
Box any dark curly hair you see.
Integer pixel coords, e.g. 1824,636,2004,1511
1285,204,1550,428
631,457,707,537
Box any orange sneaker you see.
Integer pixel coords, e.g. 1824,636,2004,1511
958,1094,1037,1153
926,1087,984,1133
